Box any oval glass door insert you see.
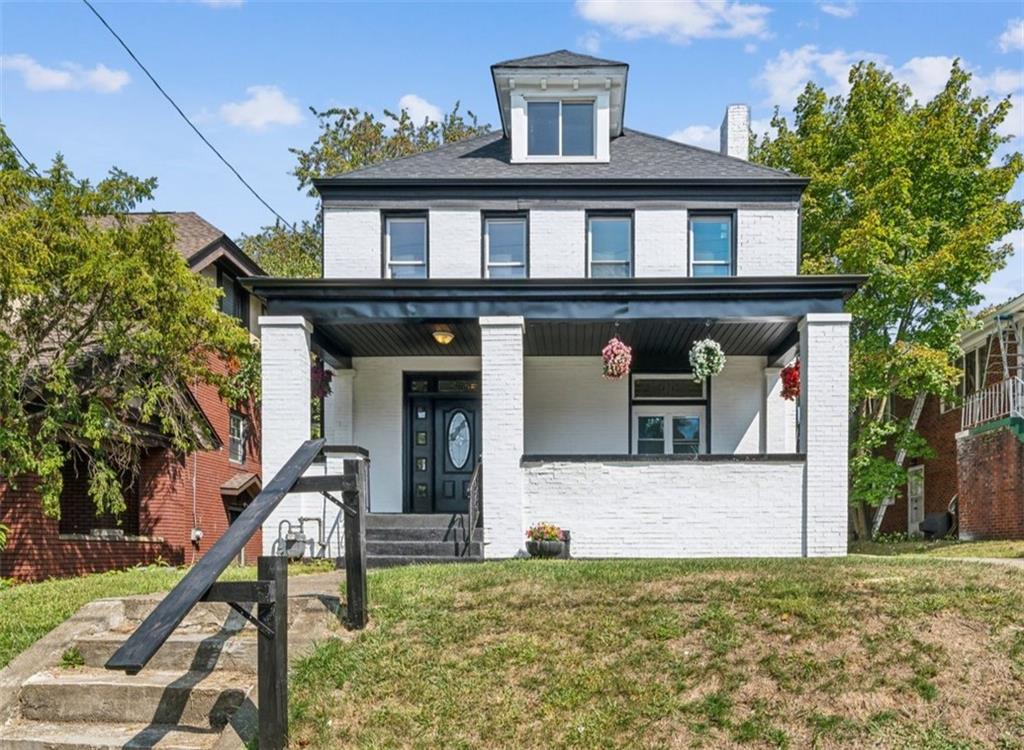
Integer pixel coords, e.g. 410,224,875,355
447,411,471,469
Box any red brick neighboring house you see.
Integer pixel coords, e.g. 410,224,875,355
0,213,266,581
879,293,1024,538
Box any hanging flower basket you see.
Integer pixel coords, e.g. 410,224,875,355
602,336,633,379
311,358,334,400
689,338,726,383
781,360,800,401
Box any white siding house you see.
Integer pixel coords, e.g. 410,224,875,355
249,50,859,561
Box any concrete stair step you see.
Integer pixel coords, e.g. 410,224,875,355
19,668,251,728
366,540,482,557
367,554,482,569
0,720,221,750
74,632,258,674
117,591,334,629
365,513,466,530
366,526,482,542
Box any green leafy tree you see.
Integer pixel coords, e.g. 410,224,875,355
240,103,490,278
0,126,258,519
752,61,1023,536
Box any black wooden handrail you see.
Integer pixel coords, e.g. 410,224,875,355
106,438,326,674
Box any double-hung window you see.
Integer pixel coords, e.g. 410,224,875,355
385,216,428,279
229,411,247,464
588,215,632,278
631,375,707,455
690,214,734,277
527,100,595,157
484,216,527,278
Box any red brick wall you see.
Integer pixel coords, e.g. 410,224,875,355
957,423,1024,540
0,356,262,582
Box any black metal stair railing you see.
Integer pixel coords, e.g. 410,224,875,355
104,438,370,750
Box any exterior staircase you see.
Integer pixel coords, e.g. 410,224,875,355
0,587,340,749
366,513,483,568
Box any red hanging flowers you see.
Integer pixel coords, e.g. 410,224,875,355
602,336,633,379
311,358,334,400
781,360,800,401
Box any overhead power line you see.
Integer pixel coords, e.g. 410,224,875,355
80,0,302,235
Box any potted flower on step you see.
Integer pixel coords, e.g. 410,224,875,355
526,522,567,558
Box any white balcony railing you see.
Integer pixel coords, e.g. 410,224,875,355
962,376,1024,430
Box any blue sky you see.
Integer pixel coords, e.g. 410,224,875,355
2,0,1022,304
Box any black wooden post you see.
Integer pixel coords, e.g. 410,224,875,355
257,555,288,749
343,457,368,629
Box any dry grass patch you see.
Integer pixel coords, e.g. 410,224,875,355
290,558,1024,749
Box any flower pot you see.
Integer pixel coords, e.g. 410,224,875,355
526,539,564,558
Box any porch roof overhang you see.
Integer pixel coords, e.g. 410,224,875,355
243,276,863,367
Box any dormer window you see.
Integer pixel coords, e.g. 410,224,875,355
527,100,595,157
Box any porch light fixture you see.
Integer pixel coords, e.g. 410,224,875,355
431,326,455,346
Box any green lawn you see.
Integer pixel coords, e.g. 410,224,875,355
290,558,1024,749
0,559,334,669
850,538,1024,559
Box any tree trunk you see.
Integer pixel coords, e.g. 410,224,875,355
869,392,927,538
852,502,868,541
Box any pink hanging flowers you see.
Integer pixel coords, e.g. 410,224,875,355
602,336,633,379
311,358,334,400
781,360,800,401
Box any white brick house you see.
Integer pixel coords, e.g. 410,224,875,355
246,51,861,561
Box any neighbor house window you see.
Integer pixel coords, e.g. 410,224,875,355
588,215,632,278
484,216,527,278
385,216,427,279
229,412,247,464
690,215,734,277
219,270,250,327
527,100,595,157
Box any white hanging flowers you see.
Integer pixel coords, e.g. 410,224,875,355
689,338,726,382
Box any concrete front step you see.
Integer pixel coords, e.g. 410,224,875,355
367,554,482,569
75,632,258,674
116,591,333,630
365,513,466,529
366,540,482,557
0,720,221,750
19,668,250,728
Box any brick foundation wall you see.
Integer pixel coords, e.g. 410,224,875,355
957,420,1024,540
0,358,262,582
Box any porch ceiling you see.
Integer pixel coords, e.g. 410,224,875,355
310,318,796,363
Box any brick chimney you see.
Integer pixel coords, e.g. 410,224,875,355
719,104,750,160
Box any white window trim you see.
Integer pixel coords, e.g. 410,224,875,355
385,216,428,279
229,412,247,465
587,215,632,278
689,215,734,277
907,465,925,536
484,217,528,278
525,97,598,161
632,405,706,455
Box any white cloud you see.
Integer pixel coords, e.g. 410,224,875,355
399,93,442,124
1,54,129,93
819,0,856,19
578,30,602,54
219,85,302,131
668,124,720,151
998,18,1024,52
743,42,758,54
575,0,771,44
196,0,243,7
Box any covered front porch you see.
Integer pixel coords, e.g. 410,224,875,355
248,277,858,559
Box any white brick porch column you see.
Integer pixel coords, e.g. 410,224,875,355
763,366,797,453
480,316,525,558
259,315,312,555
799,313,852,556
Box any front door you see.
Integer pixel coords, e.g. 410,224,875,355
406,373,481,513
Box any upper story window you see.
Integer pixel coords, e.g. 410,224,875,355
229,411,247,464
385,216,428,279
588,214,632,278
690,215,734,277
527,100,595,158
218,269,250,328
484,216,527,278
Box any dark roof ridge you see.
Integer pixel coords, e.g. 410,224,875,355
492,49,628,68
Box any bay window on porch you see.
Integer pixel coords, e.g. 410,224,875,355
250,276,859,560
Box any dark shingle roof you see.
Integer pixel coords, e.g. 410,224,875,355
315,129,801,183
492,49,627,68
